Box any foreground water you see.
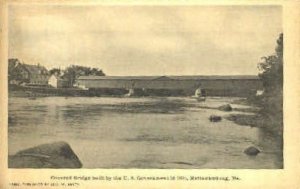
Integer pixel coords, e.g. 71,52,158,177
8,96,282,168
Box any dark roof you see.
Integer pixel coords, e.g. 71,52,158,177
21,64,48,74
50,74,68,81
169,75,260,80
78,75,260,80
78,76,158,80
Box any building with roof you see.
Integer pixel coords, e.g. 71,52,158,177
48,74,69,88
75,75,263,97
8,59,49,85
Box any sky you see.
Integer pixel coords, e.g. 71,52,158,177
8,5,282,76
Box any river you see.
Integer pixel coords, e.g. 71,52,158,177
8,96,283,168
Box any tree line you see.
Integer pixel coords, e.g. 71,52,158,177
256,33,283,134
8,60,106,85
50,65,105,86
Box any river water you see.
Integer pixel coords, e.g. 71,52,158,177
8,96,283,168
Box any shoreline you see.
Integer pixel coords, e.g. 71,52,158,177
229,98,283,137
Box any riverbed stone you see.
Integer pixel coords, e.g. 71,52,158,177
218,104,233,111
8,141,82,168
244,146,260,156
209,115,222,122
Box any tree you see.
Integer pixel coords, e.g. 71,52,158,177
49,68,62,76
258,33,283,94
63,65,105,86
257,33,283,133
8,59,29,83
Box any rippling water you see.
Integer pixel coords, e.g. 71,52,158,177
8,96,282,168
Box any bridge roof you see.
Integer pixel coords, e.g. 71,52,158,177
77,75,260,80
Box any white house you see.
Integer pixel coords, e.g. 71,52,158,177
48,75,69,88
48,75,58,88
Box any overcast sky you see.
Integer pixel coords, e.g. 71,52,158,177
8,5,282,76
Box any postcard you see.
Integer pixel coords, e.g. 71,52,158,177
1,0,300,188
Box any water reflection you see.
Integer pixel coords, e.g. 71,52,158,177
8,97,283,168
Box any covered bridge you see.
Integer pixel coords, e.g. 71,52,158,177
75,75,262,97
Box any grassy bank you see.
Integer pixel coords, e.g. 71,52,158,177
230,96,283,137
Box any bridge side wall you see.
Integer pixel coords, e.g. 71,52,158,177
75,78,263,97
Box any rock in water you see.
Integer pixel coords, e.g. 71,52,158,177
218,104,233,112
244,146,260,156
209,115,222,122
8,141,82,168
